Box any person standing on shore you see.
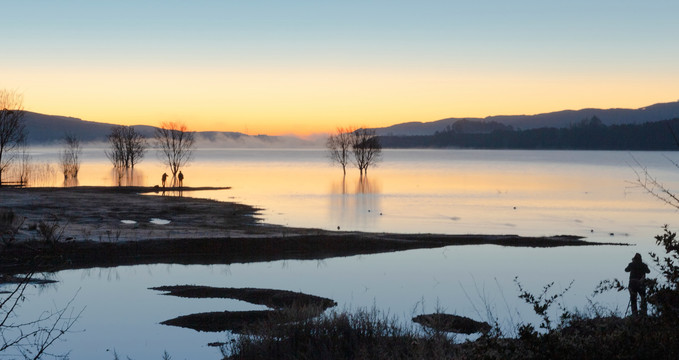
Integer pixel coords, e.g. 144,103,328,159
625,253,651,316
161,172,168,188
178,171,184,188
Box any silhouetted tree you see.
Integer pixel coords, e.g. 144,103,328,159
351,128,382,176
106,126,126,169
60,133,81,181
124,126,146,169
0,271,81,359
0,90,26,187
17,141,30,186
0,207,82,357
327,127,354,176
106,125,147,169
154,121,195,183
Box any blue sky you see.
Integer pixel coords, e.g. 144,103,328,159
2,1,678,134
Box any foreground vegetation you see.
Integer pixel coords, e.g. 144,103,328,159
221,308,678,360
222,226,679,360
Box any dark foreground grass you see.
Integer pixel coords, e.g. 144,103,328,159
221,307,457,360
463,314,679,360
221,306,679,360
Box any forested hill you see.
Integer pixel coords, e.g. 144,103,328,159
380,117,679,150
375,100,679,136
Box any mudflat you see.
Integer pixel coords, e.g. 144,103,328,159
0,187,626,274
0,186,259,242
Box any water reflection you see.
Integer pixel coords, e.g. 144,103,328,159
329,176,382,230
81,267,122,282
110,167,145,187
156,188,185,197
63,177,80,187
330,175,381,195
8,236,656,359
4,162,58,187
13,148,679,239
356,175,380,194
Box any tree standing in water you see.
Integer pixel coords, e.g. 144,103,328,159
106,125,147,169
60,133,82,182
123,126,147,169
106,125,147,185
154,121,195,185
327,127,354,176
351,128,382,177
0,90,26,187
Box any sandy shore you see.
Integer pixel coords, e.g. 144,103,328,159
0,186,627,274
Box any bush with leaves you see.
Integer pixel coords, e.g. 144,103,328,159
514,277,574,332
646,225,679,319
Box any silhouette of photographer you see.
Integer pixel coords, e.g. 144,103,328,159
625,253,650,316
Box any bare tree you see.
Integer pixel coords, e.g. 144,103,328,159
631,155,679,210
351,128,382,177
106,125,147,169
124,126,147,169
0,208,82,358
60,134,82,181
0,272,81,359
327,127,354,176
106,128,127,186
154,122,195,183
17,141,31,187
0,90,26,187
106,126,126,169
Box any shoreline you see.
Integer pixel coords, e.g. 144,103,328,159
0,186,629,275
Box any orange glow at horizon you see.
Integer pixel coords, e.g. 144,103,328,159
8,65,679,136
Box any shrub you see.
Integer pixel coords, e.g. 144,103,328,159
646,225,679,320
35,215,66,245
0,208,23,245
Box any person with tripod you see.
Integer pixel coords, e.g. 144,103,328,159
625,253,651,316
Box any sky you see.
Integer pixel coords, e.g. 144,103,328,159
2,1,679,136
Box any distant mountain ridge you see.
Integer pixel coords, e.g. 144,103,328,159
20,99,679,144
22,112,314,147
375,100,679,136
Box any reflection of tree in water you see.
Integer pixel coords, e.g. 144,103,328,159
331,176,349,195
110,167,145,187
4,162,58,187
63,176,79,187
330,176,381,195
80,267,123,282
329,176,382,231
355,175,380,194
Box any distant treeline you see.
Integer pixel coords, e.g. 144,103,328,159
380,117,679,150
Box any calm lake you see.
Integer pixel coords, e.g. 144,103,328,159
4,148,679,359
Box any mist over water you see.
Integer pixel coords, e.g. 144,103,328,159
8,147,679,359
23,147,677,243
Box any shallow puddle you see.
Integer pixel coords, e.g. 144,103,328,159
150,218,171,225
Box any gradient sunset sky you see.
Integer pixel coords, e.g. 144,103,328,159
3,1,678,136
